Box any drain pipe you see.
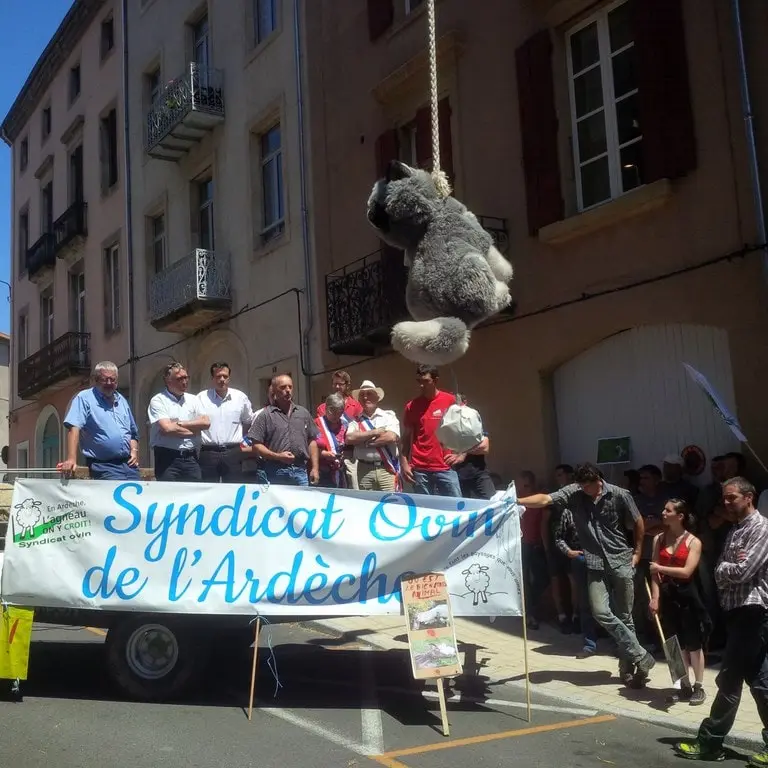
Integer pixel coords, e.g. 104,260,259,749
120,0,138,398
732,0,768,283
293,0,315,403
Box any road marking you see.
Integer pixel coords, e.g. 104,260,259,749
361,649,385,755
85,627,107,637
261,707,373,756
371,755,409,768
376,714,617,758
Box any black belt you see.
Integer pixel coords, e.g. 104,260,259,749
200,443,240,452
86,455,129,466
155,447,198,459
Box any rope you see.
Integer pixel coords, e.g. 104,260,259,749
426,0,451,198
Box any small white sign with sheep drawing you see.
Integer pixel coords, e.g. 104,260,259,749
401,572,462,680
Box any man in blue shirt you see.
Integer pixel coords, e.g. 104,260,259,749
60,361,140,480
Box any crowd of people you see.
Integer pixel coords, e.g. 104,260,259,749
56,358,768,764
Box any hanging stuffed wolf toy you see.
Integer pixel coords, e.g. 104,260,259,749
367,160,514,365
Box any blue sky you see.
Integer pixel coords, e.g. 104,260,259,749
0,0,73,336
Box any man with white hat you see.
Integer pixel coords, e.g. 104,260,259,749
345,380,401,492
661,453,698,506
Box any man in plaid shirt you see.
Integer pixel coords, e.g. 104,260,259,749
675,477,768,765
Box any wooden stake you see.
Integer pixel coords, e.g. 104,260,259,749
247,617,262,721
436,677,450,737
644,579,667,644
518,557,533,723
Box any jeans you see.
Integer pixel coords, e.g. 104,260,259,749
587,564,647,665
153,448,202,482
88,458,139,481
459,471,497,500
571,556,598,652
199,446,245,483
412,469,461,497
264,463,308,486
522,543,550,622
699,606,768,750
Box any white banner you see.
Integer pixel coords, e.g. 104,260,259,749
1,479,523,618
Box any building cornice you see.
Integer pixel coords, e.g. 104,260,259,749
0,0,106,144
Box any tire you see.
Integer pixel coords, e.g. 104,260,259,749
105,615,208,702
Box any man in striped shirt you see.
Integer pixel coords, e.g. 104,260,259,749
675,477,768,765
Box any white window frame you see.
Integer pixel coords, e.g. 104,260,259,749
254,0,278,44
40,289,54,347
198,179,215,251
17,312,28,362
16,441,29,473
566,0,641,212
398,121,418,167
105,243,120,332
70,268,87,334
260,124,284,242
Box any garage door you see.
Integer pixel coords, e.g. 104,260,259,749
553,324,741,476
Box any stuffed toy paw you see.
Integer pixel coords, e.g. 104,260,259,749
367,160,513,365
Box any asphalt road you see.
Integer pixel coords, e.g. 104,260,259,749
0,622,754,767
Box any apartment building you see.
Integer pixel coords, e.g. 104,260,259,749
1,0,128,472
305,0,768,484
126,0,317,459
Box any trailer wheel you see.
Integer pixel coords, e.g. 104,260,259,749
105,616,205,701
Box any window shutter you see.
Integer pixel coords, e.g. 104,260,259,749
632,0,696,182
367,0,394,42
515,29,563,236
375,128,399,177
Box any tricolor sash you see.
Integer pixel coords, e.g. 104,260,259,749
318,416,345,488
359,416,401,490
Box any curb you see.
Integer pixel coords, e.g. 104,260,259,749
303,618,762,753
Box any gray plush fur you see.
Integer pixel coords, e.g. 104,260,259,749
366,160,513,365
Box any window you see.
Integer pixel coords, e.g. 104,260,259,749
405,0,424,13
150,213,166,274
40,289,54,347
16,443,29,473
69,144,84,203
198,178,215,251
566,0,642,211
41,181,53,234
18,209,29,275
69,63,81,103
19,138,28,173
398,120,418,167
193,14,210,71
260,124,284,243
100,108,119,191
17,313,28,362
147,67,161,107
70,267,86,334
41,105,52,142
41,413,60,468
104,243,120,333
255,0,277,43
101,16,115,59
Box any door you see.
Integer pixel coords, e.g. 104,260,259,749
41,414,60,469
198,178,215,251
193,15,210,89
553,324,741,482
41,182,53,233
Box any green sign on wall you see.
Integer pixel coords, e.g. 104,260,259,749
596,436,631,465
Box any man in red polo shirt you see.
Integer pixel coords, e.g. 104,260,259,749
400,364,462,497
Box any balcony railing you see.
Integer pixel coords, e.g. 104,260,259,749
25,232,56,282
149,248,232,333
325,247,409,356
145,64,225,160
53,200,88,261
18,332,90,400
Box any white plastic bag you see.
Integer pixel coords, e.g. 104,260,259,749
436,403,484,453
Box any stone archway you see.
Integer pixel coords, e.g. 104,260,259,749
34,405,62,470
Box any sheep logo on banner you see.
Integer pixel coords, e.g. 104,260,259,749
461,563,491,606
13,498,43,541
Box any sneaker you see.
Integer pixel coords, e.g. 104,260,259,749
666,682,693,704
576,647,596,660
636,651,656,676
618,659,635,686
749,749,768,767
689,685,707,706
674,739,725,761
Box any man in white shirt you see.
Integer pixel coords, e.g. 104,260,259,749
345,380,401,491
148,362,210,481
197,362,254,483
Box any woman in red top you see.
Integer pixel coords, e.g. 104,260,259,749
314,393,347,488
649,499,712,705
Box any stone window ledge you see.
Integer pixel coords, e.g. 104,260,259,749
538,179,673,245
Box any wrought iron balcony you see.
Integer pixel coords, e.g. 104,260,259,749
25,232,56,284
18,332,90,400
149,248,232,333
53,200,88,263
145,64,225,160
325,247,409,356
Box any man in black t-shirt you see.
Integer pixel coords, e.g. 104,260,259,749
455,430,496,499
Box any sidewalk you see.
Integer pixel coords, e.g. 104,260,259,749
314,613,763,750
